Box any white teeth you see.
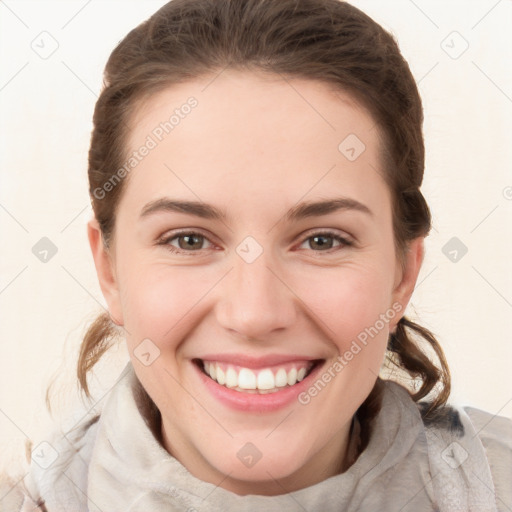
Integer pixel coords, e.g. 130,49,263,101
238,368,257,390
225,367,238,388
202,360,316,392
287,368,297,386
216,366,226,385
275,368,288,388
257,369,275,390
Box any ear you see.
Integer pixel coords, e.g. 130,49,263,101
389,237,424,330
87,218,124,325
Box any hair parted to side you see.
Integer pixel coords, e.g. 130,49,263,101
81,0,450,429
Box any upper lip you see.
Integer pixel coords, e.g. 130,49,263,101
196,353,324,369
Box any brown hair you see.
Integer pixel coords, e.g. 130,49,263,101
80,0,450,438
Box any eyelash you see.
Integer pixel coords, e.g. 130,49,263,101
158,229,353,256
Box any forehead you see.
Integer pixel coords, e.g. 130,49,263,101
128,69,379,152
121,70,389,218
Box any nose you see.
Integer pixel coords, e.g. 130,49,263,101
215,250,297,343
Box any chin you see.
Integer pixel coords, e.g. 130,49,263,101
199,437,314,491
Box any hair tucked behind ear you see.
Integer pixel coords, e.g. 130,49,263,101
77,0,451,442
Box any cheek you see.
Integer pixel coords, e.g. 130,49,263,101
117,238,397,362
299,262,395,341
119,262,213,347
293,260,397,391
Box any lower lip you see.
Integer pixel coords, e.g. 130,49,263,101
194,360,325,413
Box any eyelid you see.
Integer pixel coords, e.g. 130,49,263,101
294,229,354,252
298,227,354,244
158,229,217,253
158,227,354,255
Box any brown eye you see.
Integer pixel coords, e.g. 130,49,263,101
308,234,335,250
160,231,214,254
298,231,352,252
176,233,205,250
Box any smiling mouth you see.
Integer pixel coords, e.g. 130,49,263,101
194,358,324,394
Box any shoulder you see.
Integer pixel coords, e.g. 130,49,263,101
0,413,101,511
30,413,101,505
0,443,45,512
0,436,44,512
464,406,512,508
417,400,512,510
0,473,29,512
418,402,512,468
463,405,512,449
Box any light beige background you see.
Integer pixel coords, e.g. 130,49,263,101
1,0,511,470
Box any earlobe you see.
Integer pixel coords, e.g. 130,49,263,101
390,237,425,328
87,218,124,326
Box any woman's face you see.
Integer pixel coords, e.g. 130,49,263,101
89,70,423,495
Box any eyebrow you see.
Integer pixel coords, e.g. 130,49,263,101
285,197,373,221
140,198,228,221
139,197,373,222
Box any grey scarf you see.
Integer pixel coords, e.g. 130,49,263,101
18,363,499,511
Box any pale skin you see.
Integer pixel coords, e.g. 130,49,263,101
88,70,424,496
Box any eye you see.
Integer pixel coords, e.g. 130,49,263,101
298,231,353,252
158,229,353,255
159,231,214,254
